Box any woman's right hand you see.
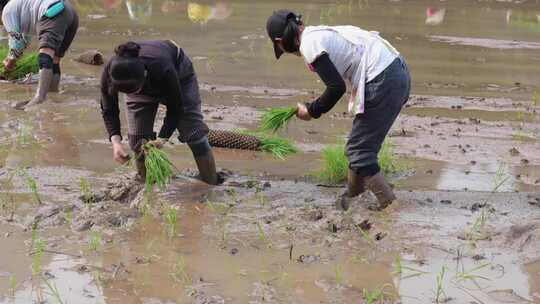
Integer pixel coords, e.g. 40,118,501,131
111,136,130,164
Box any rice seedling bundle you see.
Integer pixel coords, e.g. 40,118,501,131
0,47,39,80
208,129,297,159
259,106,297,133
143,144,175,191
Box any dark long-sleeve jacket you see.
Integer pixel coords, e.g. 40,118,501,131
100,40,185,140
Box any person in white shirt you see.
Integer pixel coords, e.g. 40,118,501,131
1,0,79,110
266,9,411,210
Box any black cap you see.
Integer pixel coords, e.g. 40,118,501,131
0,0,10,9
266,9,299,59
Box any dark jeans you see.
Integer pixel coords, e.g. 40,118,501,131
37,0,79,58
126,55,209,153
346,57,411,171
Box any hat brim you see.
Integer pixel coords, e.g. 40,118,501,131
273,41,284,59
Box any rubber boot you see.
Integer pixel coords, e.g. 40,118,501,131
193,151,219,185
365,172,396,210
135,153,146,183
25,68,54,110
49,73,61,92
336,169,366,211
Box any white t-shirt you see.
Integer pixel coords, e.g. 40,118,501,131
299,25,398,114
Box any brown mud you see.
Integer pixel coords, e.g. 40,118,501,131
2,0,540,303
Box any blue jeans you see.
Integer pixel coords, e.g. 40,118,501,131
346,57,411,171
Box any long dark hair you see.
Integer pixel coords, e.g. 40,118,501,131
282,14,303,53
110,42,146,93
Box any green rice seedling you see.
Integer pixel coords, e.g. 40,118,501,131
359,227,375,246
434,266,448,304
0,171,17,220
393,255,429,279
317,143,348,184
9,274,16,297
363,287,384,304
379,138,405,175
259,106,297,133
17,168,41,204
334,264,344,285
42,275,64,304
88,231,102,252
63,210,72,227
143,144,175,191
453,263,491,287
79,177,96,204
468,209,489,247
0,47,39,80
163,203,178,238
492,162,510,192
256,222,272,248
170,256,191,284
33,238,47,275
257,134,298,160
533,90,539,106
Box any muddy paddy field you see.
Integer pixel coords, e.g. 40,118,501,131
1,0,540,303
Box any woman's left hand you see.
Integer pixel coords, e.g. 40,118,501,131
296,103,312,121
3,58,16,71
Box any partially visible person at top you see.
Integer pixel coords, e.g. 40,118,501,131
1,0,79,110
266,10,411,210
100,40,221,185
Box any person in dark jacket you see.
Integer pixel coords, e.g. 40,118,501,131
100,40,220,185
266,10,411,210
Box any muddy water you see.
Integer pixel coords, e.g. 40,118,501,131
2,0,540,303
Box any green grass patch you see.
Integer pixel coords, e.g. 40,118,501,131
143,144,175,191
0,47,39,80
316,138,405,184
259,106,297,133
317,143,348,184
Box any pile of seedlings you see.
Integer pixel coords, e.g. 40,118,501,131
0,47,39,81
316,139,405,184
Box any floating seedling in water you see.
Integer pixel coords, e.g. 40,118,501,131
492,162,510,192
170,256,191,284
8,274,16,297
88,231,102,252
363,284,393,304
453,263,491,288
79,177,97,204
434,265,448,303
18,169,42,205
259,106,297,133
143,144,175,191
533,90,539,106
32,238,47,276
256,222,272,248
0,170,17,221
162,203,178,238
393,255,429,279
42,275,65,304
334,264,344,285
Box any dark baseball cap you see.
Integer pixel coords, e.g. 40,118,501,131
266,9,299,59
